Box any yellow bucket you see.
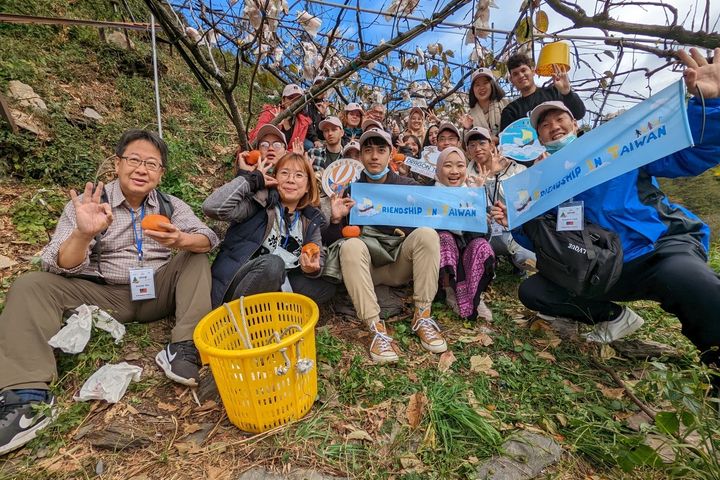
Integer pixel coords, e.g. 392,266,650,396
536,41,571,77
193,293,319,433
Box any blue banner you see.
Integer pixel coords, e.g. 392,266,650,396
503,80,694,229
349,184,488,233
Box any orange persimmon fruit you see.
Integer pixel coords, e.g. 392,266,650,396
302,242,320,257
342,225,361,238
246,150,262,165
141,214,172,232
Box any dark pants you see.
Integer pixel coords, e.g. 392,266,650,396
519,247,720,366
225,254,336,304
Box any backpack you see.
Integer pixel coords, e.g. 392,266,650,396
523,213,624,297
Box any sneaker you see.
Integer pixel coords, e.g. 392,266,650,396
584,307,645,344
369,322,401,364
476,299,493,322
412,316,448,353
155,340,201,387
0,390,56,456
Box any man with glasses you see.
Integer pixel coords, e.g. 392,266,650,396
0,130,219,456
236,124,287,172
435,122,462,151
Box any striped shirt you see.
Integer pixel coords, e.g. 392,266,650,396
41,180,218,284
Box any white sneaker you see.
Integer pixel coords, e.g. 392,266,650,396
476,299,493,322
584,307,645,344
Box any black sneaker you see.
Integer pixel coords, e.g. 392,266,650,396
0,390,56,456
155,340,201,387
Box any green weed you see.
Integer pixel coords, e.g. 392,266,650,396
10,188,67,244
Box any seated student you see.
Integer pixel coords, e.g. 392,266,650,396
434,147,495,321
323,128,444,363
499,52,586,131
0,130,219,455
249,84,312,151
237,124,287,173
436,122,462,151
490,48,720,383
204,152,334,308
342,141,361,161
341,103,364,144
308,116,344,171
464,127,536,273
422,123,439,148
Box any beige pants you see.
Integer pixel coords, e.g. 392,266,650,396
339,227,439,326
0,251,211,391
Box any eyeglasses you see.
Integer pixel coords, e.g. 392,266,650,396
276,169,308,181
467,140,490,149
120,156,163,172
259,141,286,150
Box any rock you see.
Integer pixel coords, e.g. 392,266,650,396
475,431,562,480
237,467,347,480
0,255,17,269
184,422,214,445
106,31,135,50
197,371,221,403
7,80,47,111
82,107,103,122
10,109,48,138
85,425,151,450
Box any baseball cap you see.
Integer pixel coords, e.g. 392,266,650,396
529,101,573,130
318,116,343,130
282,84,304,98
359,128,392,147
254,124,287,147
342,141,361,155
463,126,492,146
345,102,364,113
437,121,461,139
471,68,495,84
361,118,384,131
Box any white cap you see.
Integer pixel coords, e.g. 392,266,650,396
437,121,460,139
344,102,364,113
361,118,384,131
528,101,573,130
463,126,492,146
254,124,287,147
318,116,343,130
359,128,392,146
282,84,304,98
471,68,495,84
342,141,361,155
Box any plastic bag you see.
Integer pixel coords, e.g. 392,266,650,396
74,362,143,403
48,304,125,353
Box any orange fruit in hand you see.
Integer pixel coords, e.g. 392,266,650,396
141,214,172,232
342,225,361,238
302,242,320,257
246,150,262,165
393,153,406,162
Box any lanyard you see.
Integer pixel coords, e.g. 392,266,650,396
128,203,146,263
279,210,300,249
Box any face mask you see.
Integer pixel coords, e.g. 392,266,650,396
364,166,390,180
544,133,577,154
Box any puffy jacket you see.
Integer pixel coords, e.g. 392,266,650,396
203,170,327,307
513,97,720,262
249,104,313,150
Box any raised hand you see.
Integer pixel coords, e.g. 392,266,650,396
678,47,720,99
552,64,571,95
292,137,305,155
461,113,474,130
236,150,257,173
489,200,509,228
330,194,355,224
70,182,113,239
257,158,279,188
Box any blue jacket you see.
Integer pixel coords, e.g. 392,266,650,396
514,96,720,262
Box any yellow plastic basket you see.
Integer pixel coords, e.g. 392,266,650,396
193,292,319,433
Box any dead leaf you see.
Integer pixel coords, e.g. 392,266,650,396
600,343,616,360
597,383,625,400
125,404,139,415
346,429,374,442
406,392,428,428
562,379,583,393
399,453,426,473
206,465,229,480
157,401,179,412
195,400,218,412
536,351,556,363
183,423,204,435
469,355,499,377
438,350,456,373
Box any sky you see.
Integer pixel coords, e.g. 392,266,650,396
178,0,720,124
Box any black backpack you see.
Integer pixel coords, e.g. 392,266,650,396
523,213,624,297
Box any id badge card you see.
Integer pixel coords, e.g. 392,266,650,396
129,267,156,301
557,201,584,232
490,221,504,237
